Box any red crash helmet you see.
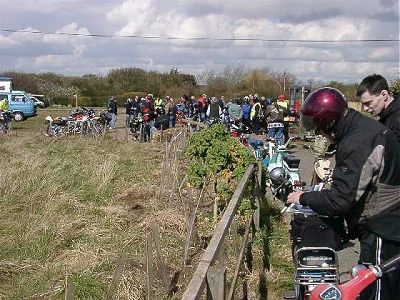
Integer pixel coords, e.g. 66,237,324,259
301,87,348,135
278,94,286,100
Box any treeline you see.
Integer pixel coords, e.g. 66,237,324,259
2,66,398,106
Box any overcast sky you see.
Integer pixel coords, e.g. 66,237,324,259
0,0,399,83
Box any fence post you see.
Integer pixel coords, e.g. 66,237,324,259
206,266,226,300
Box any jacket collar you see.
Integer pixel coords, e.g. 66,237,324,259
335,108,359,141
379,95,400,123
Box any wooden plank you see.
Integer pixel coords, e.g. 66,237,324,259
206,266,226,300
65,282,76,300
227,216,253,300
181,165,254,300
253,162,261,230
230,217,240,259
146,232,154,300
183,184,205,265
152,225,169,289
105,254,126,300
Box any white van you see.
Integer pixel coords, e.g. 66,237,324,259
30,96,45,108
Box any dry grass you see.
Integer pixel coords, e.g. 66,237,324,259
0,131,186,299
0,110,295,299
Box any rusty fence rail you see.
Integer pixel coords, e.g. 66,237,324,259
181,162,262,300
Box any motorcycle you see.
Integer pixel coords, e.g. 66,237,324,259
129,116,145,141
0,111,12,134
310,253,400,300
44,115,69,137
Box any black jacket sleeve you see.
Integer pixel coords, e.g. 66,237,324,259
300,142,371,217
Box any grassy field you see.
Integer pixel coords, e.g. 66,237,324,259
0,108,187,299
0,109,293,299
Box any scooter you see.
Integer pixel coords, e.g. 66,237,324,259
310,253,400,300
266,137,303,200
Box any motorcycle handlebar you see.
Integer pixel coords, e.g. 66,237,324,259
379,252,400,274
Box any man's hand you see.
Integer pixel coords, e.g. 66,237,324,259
287,191,305,205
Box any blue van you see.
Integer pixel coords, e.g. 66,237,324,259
0,90,37,121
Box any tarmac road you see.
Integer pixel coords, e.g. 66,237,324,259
290,143,360,282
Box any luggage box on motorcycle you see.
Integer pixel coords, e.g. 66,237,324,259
290,214,345,251
283,155,301,169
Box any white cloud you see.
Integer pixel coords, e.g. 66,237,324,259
0,0,398,82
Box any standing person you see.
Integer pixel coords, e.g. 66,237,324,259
250,97,262,134
154,97,164,115
164,97,177,128
287,87,400,300
131,96,140,118
139,97,146,117
241,96,252,128
0,96,11,131
124,98,133,128
277,94,290,142
198,94,208,122
265,99,285,145
206,97,222,122
357,74,400,142
217,96,225,111
226,98,243,122
107,96,118,129
0,96,9,111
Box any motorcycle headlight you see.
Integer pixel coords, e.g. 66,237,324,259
319,285,342,300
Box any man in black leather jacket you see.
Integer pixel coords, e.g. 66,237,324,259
288,87,400,300
357,74,400,142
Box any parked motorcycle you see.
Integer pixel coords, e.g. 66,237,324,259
44,115,69,137
129,116,145,141
266,137,304,200
283,202,344,300
0,111,12,134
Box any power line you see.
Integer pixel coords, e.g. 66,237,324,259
2,28,399,43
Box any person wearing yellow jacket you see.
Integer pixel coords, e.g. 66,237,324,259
250,98,262,134
0,97,9,111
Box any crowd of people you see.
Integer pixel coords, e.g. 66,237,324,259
107,92,301,144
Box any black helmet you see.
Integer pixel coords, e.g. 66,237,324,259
302,87,348,135
269,167,286,186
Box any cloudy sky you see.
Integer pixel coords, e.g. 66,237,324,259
0,0,399,83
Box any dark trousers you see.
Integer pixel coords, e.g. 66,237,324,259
283,121,289,142
359,231,400,300
251,119,261,134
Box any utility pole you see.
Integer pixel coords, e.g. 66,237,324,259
75,94,78,108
